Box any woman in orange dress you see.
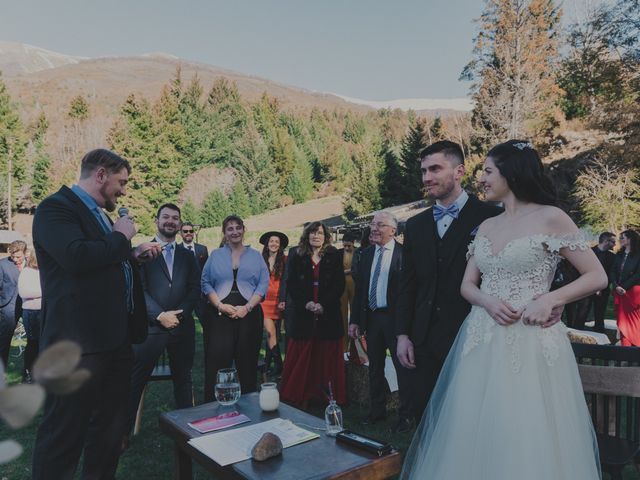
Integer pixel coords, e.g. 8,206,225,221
260,231,288,374
611,229,640,346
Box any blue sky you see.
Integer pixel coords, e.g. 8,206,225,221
1,0,587,100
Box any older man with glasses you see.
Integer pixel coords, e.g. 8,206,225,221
349,211,413,433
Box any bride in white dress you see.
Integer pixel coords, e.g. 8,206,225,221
401,140,607,479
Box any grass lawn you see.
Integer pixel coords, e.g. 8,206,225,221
1,323,638,479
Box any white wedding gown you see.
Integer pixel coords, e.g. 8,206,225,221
401,234,601,479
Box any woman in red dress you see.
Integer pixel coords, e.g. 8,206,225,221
280,221,346,406
260,231,289,375
612,229,640,346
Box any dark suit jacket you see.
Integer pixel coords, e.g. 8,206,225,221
180,242,209,272
141,243,200,335
593,246,615,293
610,252,640,291
0,257,21,318
286,246,345,340
32,185,147,353
396,195,502,359
351,241,403,332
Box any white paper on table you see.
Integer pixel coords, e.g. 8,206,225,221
187,418,320,466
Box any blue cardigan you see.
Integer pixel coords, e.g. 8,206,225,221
201,245,269,302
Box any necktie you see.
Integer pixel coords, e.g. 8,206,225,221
433,203,460,222
187,245,195,256
94,206,134,312
164,244,174,278
368,247,385,310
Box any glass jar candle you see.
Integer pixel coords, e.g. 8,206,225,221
259,382,280,411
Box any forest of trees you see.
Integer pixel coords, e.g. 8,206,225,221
0,0,637,234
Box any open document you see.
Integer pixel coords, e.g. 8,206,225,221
188,418,320,466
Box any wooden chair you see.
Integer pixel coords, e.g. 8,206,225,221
572,343,640,480
134,349,172,435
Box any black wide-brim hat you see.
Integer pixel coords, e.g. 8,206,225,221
259,231,289,250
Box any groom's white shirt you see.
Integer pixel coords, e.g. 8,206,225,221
435,190,469,238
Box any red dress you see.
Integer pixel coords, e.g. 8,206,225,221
262,257,286,320
280,260,346,405
615,286,640,346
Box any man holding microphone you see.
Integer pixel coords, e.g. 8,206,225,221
31,149,162,479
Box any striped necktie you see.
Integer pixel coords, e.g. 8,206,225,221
368,246,385,310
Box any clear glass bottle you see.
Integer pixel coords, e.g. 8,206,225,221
324,399,343,436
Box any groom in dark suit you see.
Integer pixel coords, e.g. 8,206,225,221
396,141,502,421
32,149,162,479
126,203,200,434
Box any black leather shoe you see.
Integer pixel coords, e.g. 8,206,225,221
393,417,415,433
363,413,387,425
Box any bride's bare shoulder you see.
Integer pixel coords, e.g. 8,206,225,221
476,215,502,236
538,206,579,234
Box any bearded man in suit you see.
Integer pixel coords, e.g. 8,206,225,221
31,148,162,479
126,203,200,437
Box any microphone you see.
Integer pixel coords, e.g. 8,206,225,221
118,207,129,218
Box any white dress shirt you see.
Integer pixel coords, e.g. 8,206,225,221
436,190,469,238
368,238,396,309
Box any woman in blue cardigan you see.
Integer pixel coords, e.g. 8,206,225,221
201,215,270,401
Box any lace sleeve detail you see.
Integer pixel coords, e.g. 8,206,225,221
543,232,590,255
466,239,477,261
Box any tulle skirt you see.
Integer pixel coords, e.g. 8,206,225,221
401,306,601,479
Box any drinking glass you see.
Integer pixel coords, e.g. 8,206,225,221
215,368,241,406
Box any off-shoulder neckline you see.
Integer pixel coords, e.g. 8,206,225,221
474,233,583,257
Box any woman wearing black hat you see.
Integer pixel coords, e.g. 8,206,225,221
260,231,289,374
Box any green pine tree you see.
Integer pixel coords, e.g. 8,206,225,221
379,141,404,207
399,119,428,202
0,75,28,225
228,182,252,218
30,113,51,205
200,189,231,228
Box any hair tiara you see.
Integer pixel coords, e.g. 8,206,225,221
513,142,534,151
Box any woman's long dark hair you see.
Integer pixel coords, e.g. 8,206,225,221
262,244,286,279
486,140,557,206
298,221,332,256
619,229,640,255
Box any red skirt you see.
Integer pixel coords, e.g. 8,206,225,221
280,338,346,405
615,285,640,346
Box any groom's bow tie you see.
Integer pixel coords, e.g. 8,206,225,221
433,203,460,222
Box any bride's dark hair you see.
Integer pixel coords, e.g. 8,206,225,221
486,140,557,206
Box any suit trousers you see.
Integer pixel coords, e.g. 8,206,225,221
366,308,412,420
409,343,445,423
32,342,133,480
127,326,195,432
575,290,610,332
204,308,263,402
0,306,17,367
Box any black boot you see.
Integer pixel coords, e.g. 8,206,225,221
271,344,283,375
264,344,273,374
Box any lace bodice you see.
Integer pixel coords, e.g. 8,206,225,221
462,233,589,370
468,234,589,310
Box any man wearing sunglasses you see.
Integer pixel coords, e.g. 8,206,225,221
179,223,208,271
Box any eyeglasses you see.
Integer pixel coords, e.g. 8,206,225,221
181,229,194,234
369,222,392,229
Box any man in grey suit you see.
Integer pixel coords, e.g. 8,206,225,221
126,203,200,435
0,239,26,367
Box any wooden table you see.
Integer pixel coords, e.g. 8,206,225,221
159,393,402,479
